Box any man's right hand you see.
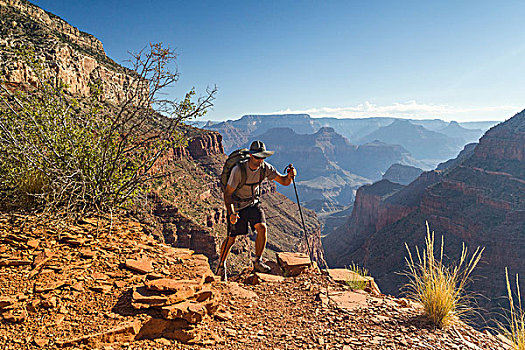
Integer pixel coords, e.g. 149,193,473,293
229,212,240,225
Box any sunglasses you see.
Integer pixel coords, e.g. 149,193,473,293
252,155,265,160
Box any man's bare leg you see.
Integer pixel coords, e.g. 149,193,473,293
254,223,267,258
253,223,271,273
216,235,236,281
218,236,236,266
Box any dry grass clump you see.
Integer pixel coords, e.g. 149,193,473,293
403,222,484,328
498,268,525,349
346,263,369,290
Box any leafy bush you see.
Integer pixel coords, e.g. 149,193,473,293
402,222,483,328
0,44,216,215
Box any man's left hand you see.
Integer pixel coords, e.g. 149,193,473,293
287,164,297,179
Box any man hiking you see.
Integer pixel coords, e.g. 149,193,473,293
217,140,297,281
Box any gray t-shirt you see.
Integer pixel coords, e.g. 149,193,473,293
227,161,278,210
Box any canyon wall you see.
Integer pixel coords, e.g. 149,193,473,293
0,0,138,103
324,111,525,323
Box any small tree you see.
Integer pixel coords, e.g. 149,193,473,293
0,43,216,215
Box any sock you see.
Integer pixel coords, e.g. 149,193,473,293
253,256,261,263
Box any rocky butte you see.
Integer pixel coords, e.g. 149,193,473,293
324,110,525,324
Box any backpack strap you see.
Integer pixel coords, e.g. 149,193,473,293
258,161,266,185
237,161,248,190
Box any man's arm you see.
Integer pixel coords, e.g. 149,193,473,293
224,184,239,224
224,185,236,214
273,165,297,186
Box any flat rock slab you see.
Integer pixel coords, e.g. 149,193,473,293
1,308,27,323
34,280,70,293
145,279,201,293
226,282,258,299
165,248,194,261
132,286,196,309
0,297,16,310
327,268,381,294
79,248,96,259
326,290,367,311
276,252,311,276
256,272,284,283
125,257,153,274
90,284,112,294
246,273,285,285
0,259,31,267
60,233,87,246
161,301,207,323
57,320,141,347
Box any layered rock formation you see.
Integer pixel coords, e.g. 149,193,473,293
0,0,137,103
206,114,489,166
436,142,477,171
324,110,525,323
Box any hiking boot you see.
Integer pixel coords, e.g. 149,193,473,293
216,262,227,282
253,258,271,273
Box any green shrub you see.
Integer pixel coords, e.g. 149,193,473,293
403,222,483,328
0,44,216,215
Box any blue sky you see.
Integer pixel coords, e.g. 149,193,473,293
31,0,525,122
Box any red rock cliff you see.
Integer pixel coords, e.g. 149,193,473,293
331,110,525,325
1,0,139,103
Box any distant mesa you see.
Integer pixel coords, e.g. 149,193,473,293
357,119,463,162
438,120,484,143
382,164,424,185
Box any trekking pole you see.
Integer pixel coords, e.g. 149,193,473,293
285,164,312,262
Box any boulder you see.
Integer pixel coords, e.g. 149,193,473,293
276,252,311,276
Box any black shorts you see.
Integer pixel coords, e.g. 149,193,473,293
228,203,266,236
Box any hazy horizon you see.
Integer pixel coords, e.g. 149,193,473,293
30,0,525,122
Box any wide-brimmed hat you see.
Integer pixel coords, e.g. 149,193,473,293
249,140,274,158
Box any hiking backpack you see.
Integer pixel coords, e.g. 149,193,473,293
220,148,266,194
